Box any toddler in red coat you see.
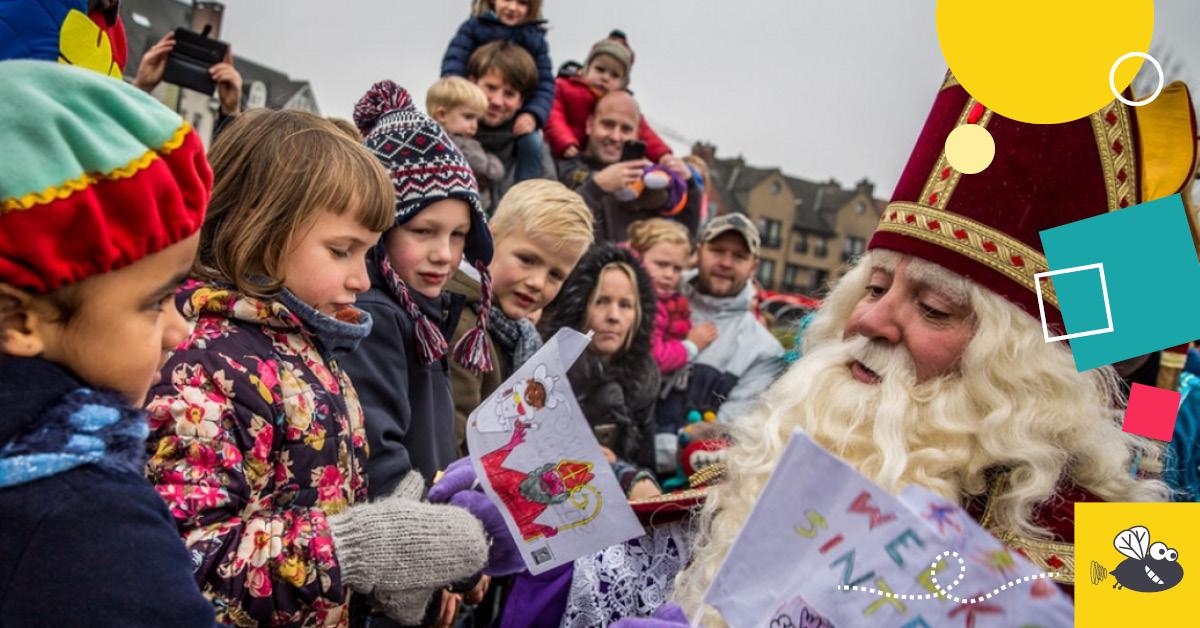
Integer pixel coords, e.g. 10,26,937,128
545,31,674,163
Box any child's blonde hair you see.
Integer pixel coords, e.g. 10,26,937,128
197,109,394,298
491,180,595,253
473,0,542,20
626,218,691,255
426,77,488,117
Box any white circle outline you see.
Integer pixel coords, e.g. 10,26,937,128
1109,51,1163,107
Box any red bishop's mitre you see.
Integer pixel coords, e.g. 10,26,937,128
556,460,595,492
870,72,1198,335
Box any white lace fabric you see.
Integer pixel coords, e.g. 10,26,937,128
560,522,694,628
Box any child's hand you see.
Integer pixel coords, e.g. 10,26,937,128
564,145,580,158
659,154,691,181
513,112,537,136
600,446,618,464
687,322,719,351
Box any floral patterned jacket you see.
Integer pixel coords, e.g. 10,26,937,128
145,282,369,628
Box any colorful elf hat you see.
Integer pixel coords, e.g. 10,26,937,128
0,60,211,294
0,1,127,78
870,72,1197,334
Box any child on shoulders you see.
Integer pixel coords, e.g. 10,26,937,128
428,76,505,188
443,0,553,185
545,31,673,163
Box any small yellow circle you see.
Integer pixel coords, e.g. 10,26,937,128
937,0,1154,124
944,124,995,175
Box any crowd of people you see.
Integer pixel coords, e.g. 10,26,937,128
2,1,1199,627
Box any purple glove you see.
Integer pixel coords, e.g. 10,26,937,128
430,457,524,577
449,489,524,577
428,456,475,503
610,603,689,627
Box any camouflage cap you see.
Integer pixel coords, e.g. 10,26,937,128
699,213,761,257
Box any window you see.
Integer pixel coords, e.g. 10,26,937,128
770,180,782,195
841,236,866,262
814,237,828,258
757,259,777,289
856,200,867,214
783,264,799,289
811,269,829,292
761,219,782,249
793,233,807,254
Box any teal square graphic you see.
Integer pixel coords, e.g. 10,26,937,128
1039,195,1200,372
1046,268,1110,336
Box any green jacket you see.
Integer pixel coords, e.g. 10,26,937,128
447,268,505,456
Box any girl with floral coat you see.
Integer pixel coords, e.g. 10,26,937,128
145,110,491,628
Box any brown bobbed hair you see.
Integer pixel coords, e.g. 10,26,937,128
196,109,394,298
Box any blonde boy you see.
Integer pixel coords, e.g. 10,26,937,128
448,179,594,453
427,76,504,185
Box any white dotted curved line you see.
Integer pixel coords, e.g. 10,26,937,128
835,550,1060,604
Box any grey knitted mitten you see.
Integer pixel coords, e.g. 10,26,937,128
328,472,489,594
372,585,443,625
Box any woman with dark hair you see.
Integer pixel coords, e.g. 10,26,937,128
539,244,661,497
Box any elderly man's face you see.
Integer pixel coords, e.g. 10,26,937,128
843,257,974,383
585,94,640,164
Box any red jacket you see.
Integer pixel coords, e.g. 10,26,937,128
545,76,672,162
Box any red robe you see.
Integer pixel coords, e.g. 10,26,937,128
481,423,559,541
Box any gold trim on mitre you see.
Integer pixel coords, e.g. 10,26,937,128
977,474,1076,585
1089,99,1139,212
875,202,1058,310
918,98,996,211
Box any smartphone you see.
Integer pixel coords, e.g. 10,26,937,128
162,27,229,94
620,140,647,162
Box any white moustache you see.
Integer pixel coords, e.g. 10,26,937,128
844,335,918,385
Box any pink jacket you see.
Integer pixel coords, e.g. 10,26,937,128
651,291,694,375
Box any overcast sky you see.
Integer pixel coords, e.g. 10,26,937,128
213,0,1200,197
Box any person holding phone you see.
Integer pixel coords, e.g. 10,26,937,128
557,91,702,244
133,31,243,133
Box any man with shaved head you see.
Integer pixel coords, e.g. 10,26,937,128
558,91,702,243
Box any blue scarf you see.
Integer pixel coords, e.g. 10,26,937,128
0,386,148,488
276,288,373,358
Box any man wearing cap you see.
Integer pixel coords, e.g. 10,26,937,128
668,74,1199,622
681,213,786,424
558,90,703,243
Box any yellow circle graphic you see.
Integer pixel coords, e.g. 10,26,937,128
936,0,1154,124
945,124,996,174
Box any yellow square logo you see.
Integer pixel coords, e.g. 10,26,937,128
1076,503,1198,625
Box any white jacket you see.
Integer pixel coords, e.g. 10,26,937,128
681,271,785,423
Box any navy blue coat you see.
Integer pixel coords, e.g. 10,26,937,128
0,358,220,627
441,13,554,127
337,255,466,496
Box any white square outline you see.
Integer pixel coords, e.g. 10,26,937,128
1033,263,1114,343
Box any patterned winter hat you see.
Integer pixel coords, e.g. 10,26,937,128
0,60,211,295
354,80,493,265
354,80,497,373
